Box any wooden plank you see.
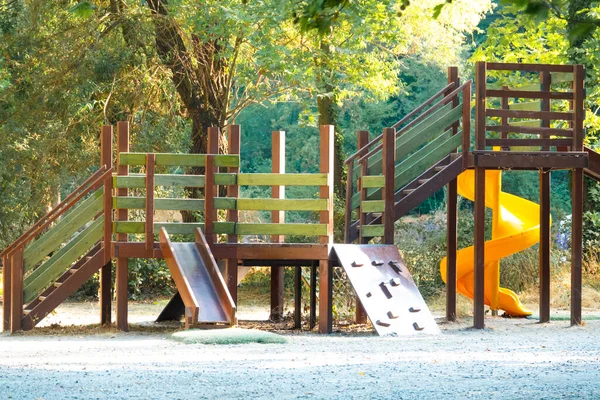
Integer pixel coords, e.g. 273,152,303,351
213,222,236,235
361,176,385,188
236,198,327,211
235,223,328,236
10,248,23,333
476,62,487,150
116,120,129,332
237,173,327,186
23,218,104,304
114,197,205,211
571,168,583,325
119,153,239,168
382,127,395,244
320,125,334,244
485,139,573,147
114,173,235,189
210,243,330,261
145,154,155,251
539,170,551,323
485,125,573,137
486,109,572,121
474,167,485,329
486,62,574,73
24,190,103,270
486,89,573,100
361,200,384,213
214,197,237,210
473,151,589,169
114,221,208,235
540,71,551,151
551,72,573,85
361,224,385,238
294,266,302,329
508,119,542,127
509,101,541,111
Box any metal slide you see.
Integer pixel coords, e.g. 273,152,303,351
332,244,439,336
158,228,236,328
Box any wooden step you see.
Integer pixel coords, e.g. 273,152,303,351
434,166,447,172
39,296,47,301
418,179,430,185
69,268,78,274
53,282,62,288
23,309,31,315
403,189,416,195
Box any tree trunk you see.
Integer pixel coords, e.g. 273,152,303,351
316,40,346,197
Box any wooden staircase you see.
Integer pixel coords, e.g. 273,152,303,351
347,154,465,243
20,244,105,331
584,146,600,181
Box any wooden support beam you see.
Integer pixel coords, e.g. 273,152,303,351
116,121,129,331
204,155,216,246
572,65,585,152
10,248,23,333
539,169,551,323
310,263,317,330
446,177,458,322
473,167,486,329
2,255,10,331
226,125,240,314
462,82,471,169
318,259,332,334
475,62,486,151
571,168,583,326
145,154,155,252
100,125,113,326
319,125,334,334
382,127,395,244
270,130,285,321
294,266,302,329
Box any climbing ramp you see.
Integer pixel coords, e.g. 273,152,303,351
332,244,439,336
159,227,236,328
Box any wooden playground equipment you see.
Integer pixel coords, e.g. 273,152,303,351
1,62,597,334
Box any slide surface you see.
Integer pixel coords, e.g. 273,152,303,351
159,228,236,325
440,169,540,316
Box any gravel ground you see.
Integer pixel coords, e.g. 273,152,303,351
1,303,600,399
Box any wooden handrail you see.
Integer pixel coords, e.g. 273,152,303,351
1,166,114,258
345,81,455,165
356,80,473,165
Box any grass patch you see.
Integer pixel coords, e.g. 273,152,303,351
170,328,288,345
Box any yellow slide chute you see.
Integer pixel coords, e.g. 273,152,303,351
440,169,544,316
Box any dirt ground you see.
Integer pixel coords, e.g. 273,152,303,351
2,301,600,399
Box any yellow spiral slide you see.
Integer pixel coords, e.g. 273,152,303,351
440,169,544,316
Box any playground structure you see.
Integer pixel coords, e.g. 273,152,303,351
1,62,597,334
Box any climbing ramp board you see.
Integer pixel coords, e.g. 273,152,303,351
159,228,236,328
332,244,439,336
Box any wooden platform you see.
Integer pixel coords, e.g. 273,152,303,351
470,151,588,169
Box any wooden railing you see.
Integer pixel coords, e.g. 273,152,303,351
475,62,585,152
1,165,114,332
344,68,472,242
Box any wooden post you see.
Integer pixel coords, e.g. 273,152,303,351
10,247,23,333
571,168,583,326
145,153,155,251
116,120,129,331
270,130,285,321
539,169,551,322
572,65,585,152
310,263,317,329
462,83,472,169
500,85,509,150
475,62,487,151
540,71,551,151
319,125,334,334
382,128,395,244
226,125,240,308
2,255,10,331
473,167,486,329
355,130,369,324
204,154,216,246
294,266,302,329
100,125,113,326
